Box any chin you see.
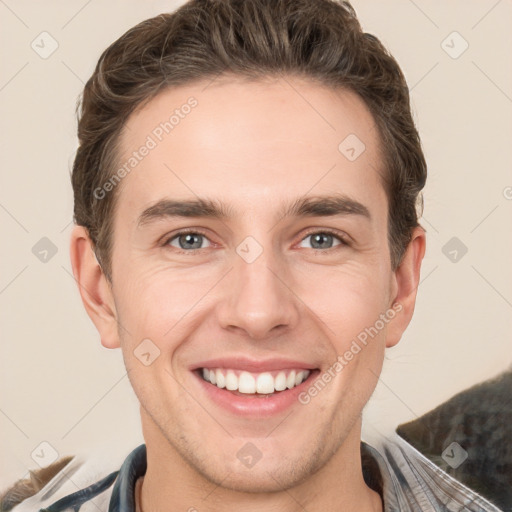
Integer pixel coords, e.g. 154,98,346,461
203,463,311,494
186,440,327,495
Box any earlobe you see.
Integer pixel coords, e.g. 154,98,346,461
69,226,121,349
386,227,426,348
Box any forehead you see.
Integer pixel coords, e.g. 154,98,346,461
115,76,386,225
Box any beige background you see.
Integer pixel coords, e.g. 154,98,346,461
1,0,511,488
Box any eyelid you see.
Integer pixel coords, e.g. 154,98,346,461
161,228,213,251
161,227,351,253
298,228,351,248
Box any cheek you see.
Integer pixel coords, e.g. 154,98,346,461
113,243,392,353
314,270,389,412
308,263,391,340
113,263,218,345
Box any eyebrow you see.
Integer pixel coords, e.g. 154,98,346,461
137,194,371,227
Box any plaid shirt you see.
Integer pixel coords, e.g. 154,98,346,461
10,430,503,512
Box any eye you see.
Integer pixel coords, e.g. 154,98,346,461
162,229,349,253
298,230,349,250
165,231,212,252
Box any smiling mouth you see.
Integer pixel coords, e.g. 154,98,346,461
196,367,318,397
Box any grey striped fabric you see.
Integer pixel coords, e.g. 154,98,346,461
11,431,503,512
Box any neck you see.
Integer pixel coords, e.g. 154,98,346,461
138,412,382,512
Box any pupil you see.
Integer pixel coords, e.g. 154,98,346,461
313,233,331,249
181,233,201,249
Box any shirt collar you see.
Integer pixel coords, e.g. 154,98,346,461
108,444,147,512
106,442,386,511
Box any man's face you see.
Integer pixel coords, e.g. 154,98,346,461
108,76,399,491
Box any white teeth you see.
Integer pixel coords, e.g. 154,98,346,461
238,372,256,393
286,370,296,389
225,370,238,391
274,371,287,391
256,372,274,394
200,368,311,394
215,369,226,388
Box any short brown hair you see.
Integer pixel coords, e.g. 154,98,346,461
72,0,426,280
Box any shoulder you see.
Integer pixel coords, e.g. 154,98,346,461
377,431,503,511
396,369,512,511
1,443,132,512
0,456,73,511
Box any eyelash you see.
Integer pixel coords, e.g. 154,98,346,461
161,228,350,254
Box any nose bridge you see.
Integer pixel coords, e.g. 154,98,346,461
217,233,299,339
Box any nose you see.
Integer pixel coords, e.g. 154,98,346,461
216,243,300,340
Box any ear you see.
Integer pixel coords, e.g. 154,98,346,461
69,226,120,349
386,226,426,348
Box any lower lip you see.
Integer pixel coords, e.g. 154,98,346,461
193,370,319,418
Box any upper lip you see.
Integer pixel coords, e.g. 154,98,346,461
190,357,318,373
